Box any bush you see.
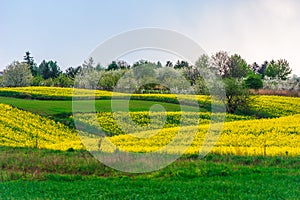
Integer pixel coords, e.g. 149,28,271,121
244,73,263,89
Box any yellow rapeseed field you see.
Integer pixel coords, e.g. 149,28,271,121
0,103,82,150
0,87,300,157
101,114,300,156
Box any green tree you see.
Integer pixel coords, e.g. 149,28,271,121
223,78,249,113
166,61,173,68
38,60,61,79
212,51,249,78
244,73,263,89
31,75,44,86
174,60,189,69
265,59,292,80
53,74,74,87
194,77,209,95
99,70,121,90
228,54,249,78
211,52,251,113
65,66,82,79
183,54,210,86
2,61,33,87
23,51,38,76
107,61,119,71
48,61,61,78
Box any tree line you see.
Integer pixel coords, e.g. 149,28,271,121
0,51,297,114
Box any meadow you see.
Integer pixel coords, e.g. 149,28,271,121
0,86,300,199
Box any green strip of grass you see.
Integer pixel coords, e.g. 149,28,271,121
1,174,300,199
0,96,201,116
1,147,299,199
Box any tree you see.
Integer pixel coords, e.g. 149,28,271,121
183,55,207,86
156,61,162,68
250,61,268,79
174,60,189,69
98,70,121,90
194,77,209,95
228,54,249,78
265,59,292,80
211,51,230,78
82,57,95,70
2,61,33,87
31,75,44,86
211,52,251,113
107,61,119,71
53,74,74,87
212,51,249,79
117,60,130,69
23,51,38,76
75,69,102,89
48,60,61,78
166,61,173,68
0,76,3,87
244,73,263,90
38,60,50,79
223,78,249,113
132,60,151,68
65,66,82,79
38,60,61,79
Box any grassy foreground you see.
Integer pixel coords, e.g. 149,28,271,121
2,174,300,199
0,147,300,199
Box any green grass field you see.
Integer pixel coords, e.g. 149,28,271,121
0,87,300,199
0,96,201,116
1,147,300,199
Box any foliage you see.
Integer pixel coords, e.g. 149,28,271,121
183,54,210,87
38,60,62,79
74,69,102,89
250,61,268,79
65,66,82,79
228,54,250,78
265,59,292,80
2,61,33,87
244,73,263,89
0,76,3,86
107,61,119,71
23,51,38,76
220,78,250,113
31,75,44,86
211,51,249,78
53,74,74,87
98,70,122,90
174,60,189,69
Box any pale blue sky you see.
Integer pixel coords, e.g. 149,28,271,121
1,0,300,75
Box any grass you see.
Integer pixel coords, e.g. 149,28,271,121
1,174,300,199
0,147,300,199
0,96,202,127
0,96,201,116
1,146,299,179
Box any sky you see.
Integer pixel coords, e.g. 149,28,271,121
1,0,300,75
